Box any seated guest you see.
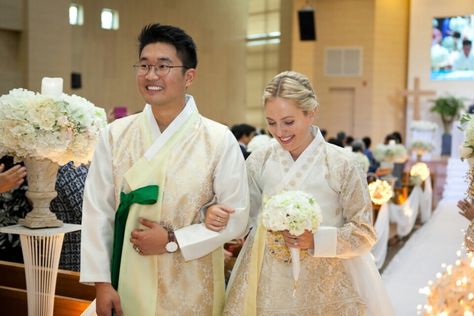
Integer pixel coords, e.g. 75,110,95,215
230,123,257,159
327,137,343,147
0,157,30,263
320,128,327,140
363,136,379,173
51,162,89,271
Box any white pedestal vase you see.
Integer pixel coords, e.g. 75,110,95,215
19,157,62,228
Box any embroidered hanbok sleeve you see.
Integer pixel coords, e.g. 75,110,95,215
80,127,116,284
245,148,265,229
313,160,376,258
174,131,250,261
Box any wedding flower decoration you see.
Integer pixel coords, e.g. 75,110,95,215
247,134,272,153
0,88,107,165
353,152,370,174
410,120,438,132
368,179,393,205
410,162,430,182
409,141,434,156
420,252,474,316
262,190,323,295
373,143,408,164
459,113,474,166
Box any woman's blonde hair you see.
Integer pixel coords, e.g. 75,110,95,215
262,71,318,112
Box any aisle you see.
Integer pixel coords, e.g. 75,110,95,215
382,200,467,315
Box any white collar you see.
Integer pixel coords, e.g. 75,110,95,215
143,95,198,160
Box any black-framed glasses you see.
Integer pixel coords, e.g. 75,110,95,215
133,63,188,76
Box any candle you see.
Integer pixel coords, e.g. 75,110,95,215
41,77,63,97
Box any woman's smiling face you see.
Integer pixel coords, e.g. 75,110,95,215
265,97,315,159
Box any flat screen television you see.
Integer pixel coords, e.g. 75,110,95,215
431,15,474,80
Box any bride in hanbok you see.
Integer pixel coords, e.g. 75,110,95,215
206,71,394,315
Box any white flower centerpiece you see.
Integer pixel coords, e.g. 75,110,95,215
409,141,434,161
0,78,107,228
459,114,474,167
373,141,408,169
368,179,394,206
353,152,370,174
410,162,431,185
410,120,437,161
262,190,323,296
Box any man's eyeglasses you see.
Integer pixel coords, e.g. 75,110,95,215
133,63,188,76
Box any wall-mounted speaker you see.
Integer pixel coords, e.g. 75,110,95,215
298,8,316,41
71,72,82,89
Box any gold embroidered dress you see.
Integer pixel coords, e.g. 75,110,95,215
80,96,249,315
224,127,394,316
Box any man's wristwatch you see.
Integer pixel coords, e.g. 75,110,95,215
165,228,179,253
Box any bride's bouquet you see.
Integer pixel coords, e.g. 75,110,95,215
262,190,323,296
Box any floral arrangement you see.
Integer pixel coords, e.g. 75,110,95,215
262,190,323,295
459,113,474,165
368,179,394,205
410,162,430,182
353,152,369,174
409,141,434,156
420,252,474,316
373,143,408,163
247,134,272,153
410,120,438,132
262,191,323,236
0,88,107,165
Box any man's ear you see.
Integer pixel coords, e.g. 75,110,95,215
184,69,196,88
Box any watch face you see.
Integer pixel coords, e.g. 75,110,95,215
166,241,178,253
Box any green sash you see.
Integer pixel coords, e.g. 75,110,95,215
111,185,159,290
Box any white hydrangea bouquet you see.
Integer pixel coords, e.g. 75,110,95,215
0,88,107,165
459,113,474,167
373,142,408,165
368,179,393,205
410,120,437,132
409,141,434,157
353,152,370,173
262,190,323,296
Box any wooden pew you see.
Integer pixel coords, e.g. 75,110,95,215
0,260,94,316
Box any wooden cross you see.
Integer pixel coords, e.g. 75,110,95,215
401,77,436,120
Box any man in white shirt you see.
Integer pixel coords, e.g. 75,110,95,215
80,23,249,316
453,39,474,71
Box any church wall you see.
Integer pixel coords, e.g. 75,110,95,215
409,0,474,103
70,0,248,125
291,0,376,141
0,0,23,93
0,0,248,126
25,0,72,94
408,0,474,154
371,0,409,145
291,0,409,145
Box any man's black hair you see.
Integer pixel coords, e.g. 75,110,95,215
138,23,197,69
231,124,256,141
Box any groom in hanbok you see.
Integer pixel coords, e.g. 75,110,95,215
80,23,249,316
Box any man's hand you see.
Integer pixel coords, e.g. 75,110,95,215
0,164,27,193
95,282,123,316
130,218,168,255
204,204,235,232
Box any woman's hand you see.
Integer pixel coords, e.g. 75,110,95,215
0,164,27,193
282,230,314,250
205,204,234,231
458,199,474,221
